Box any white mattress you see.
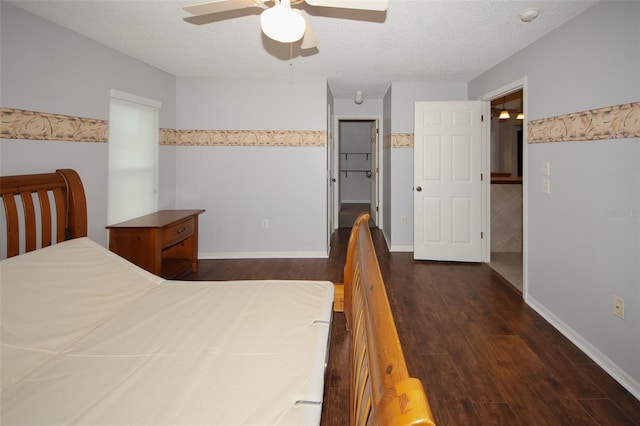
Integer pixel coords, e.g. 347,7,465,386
0,238,334,425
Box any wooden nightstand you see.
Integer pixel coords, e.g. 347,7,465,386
106,209,205,279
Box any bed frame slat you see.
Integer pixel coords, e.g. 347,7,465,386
37,189,53,248
52,187,66,243
344,213,435,426
3,195,20,258
0,169,87,258
21,191,37,252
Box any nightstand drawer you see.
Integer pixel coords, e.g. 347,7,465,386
107,209,205,279
162,218,194,247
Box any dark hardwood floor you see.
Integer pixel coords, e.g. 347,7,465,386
183,228,640,425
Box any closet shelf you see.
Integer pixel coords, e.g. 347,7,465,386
341,152,370,160
340,170,372,178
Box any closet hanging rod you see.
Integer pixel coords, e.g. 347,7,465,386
341,152,370,160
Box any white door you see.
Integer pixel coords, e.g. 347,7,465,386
327,104,334,248
414,101,484,261
369,120,378,226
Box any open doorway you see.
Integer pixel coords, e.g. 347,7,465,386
488,89,524,292
337,119,378,228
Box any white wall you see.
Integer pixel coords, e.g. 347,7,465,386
469,1,640,396
0,3,177,246
389,81,468,250
333,98,383,117
175,77,328,257
176,77,326,131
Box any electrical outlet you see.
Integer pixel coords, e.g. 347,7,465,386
543,180,551,194
543,161,551,176
613,295,624,319
400,216,407,224
262,219,269,229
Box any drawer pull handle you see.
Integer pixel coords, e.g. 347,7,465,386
177,227,187,234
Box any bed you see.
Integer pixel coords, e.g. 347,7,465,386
0,169,434,425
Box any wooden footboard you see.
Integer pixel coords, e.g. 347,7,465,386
0,169,87,258
344,213,435,426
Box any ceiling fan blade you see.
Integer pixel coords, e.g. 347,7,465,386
300,15,318,49
183,0,264,16
304,0,387,12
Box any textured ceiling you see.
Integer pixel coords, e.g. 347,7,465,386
8,0,598,98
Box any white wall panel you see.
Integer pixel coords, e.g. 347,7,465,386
176,77,328,256
176,146,327,256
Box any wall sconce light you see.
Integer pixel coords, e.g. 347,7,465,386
354,91,364,105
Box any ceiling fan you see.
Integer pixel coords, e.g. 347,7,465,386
182,0,388,49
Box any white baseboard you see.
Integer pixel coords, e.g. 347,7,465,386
382,229,391,249
526,295,640,400
390,245,413,252
199,251,328,259
341,200,371,204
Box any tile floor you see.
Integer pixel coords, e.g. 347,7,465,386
489,252,523,292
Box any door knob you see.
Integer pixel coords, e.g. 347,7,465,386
416,186,422,192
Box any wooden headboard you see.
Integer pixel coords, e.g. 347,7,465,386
343,213,435,426
0,169,87,258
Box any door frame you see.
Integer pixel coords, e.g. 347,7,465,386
478,77,528,297
333,115,383,229
326,103,334,254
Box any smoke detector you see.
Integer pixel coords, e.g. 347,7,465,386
520,7,540,22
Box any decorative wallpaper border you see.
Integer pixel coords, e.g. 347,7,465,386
392,133,414,148
160,129,326,147
528,102,640,143
5,103,638,147
1,108,108,143
1,108,326,147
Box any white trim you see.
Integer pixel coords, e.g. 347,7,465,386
382,228,392,251
326,102,333,257
526,295,640,400
477,77,528,298
389,245,413,252
334,115,383,230
109,89,162,109
199,251,329,259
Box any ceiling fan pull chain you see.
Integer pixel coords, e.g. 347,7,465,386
289,43,295,84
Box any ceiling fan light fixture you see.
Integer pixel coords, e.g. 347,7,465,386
261,3,306,43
